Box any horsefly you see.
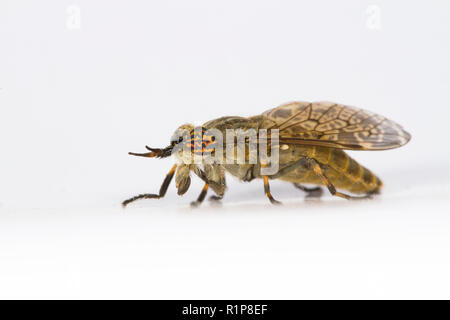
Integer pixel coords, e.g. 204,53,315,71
123,101,411,207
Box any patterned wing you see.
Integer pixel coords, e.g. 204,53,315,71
262,101,411,150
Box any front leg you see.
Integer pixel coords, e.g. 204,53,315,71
122,164,177,207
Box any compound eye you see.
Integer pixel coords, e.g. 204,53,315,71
178,137,183,143
211,136,216,142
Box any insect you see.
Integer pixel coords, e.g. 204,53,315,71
122,101,411,207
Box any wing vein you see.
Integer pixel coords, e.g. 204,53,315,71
263,102,410,150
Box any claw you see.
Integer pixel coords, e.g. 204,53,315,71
190,201,201,208
269,198,282,205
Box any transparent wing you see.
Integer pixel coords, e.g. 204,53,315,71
262,101,411,150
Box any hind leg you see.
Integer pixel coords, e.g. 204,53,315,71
271,157,372,200
293,183,323,198
307,158,373,200
209,195,223,202
293,183,321,192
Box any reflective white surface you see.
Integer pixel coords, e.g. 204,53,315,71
1,0,449,299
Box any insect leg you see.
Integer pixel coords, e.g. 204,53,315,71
293,183,323,198
270,158,310,179
267,158,323,196
308,158,372,200
263,175,281,204
122,164,177,207
209,195,223,202
293,183,322,193
190,183,209,207
193,165,225,203
261,162,281,205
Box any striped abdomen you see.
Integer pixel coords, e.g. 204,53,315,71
279,146,382,194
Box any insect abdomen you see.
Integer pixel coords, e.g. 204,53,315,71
277,146,381,195
319,148,382,194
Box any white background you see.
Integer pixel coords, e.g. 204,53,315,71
1,0,450,299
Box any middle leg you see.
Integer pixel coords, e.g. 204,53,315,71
261,162,281,204
263,175,281,204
